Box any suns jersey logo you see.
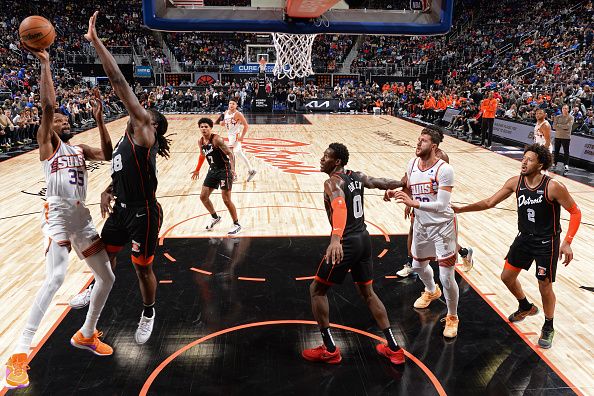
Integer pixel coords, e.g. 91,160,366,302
410,180,438,196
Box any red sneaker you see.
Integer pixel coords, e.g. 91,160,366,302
376,344,405,365
301,345,342,364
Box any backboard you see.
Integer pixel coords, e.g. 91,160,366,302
143,0,454,35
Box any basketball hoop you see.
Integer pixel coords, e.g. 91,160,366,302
271,33,317,80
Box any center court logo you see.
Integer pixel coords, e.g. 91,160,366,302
239,137,319,175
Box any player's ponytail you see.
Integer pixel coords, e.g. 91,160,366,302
148,109,171,159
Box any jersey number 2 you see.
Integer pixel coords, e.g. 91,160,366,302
353,195,363,219
527,208,535,223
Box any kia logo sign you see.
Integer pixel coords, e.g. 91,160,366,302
301,99,358,112
305,100,330,109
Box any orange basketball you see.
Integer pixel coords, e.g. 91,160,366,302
19,16,56,50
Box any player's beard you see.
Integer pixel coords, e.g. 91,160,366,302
59,130,73,143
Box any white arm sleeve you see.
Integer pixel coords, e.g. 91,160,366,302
418,189,451,213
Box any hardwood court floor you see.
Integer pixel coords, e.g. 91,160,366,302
0,114,592,394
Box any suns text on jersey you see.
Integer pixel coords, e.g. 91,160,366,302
410,182,436,195
50,154,85,173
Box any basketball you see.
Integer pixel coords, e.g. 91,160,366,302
19,16,56,50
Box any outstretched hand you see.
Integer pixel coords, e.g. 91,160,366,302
21,42,49,63
85,11,99,43
90,97,103,121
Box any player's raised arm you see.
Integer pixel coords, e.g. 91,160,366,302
25,46,55,161
85,11,153,147
79,95,113,161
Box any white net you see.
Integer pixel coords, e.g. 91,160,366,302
271,33,317,80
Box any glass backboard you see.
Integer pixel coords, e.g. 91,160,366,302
143,0,454,35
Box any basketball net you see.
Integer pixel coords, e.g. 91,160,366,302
272,33,317,80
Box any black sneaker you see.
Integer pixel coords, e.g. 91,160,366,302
508,304,539,322
538,328,555,349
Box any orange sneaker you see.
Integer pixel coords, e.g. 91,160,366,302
376,344,405,365
5,353,29,389
70,330,113,356
413,285,442,309
302,345,342,364
442,315,459,338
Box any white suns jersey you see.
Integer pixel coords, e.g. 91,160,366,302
43,141,87,202
224,110,242,136
407,157,454,226
534,120,552,151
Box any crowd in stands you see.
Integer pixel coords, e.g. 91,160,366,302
2,0,594,154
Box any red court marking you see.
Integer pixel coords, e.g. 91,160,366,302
0,277,94,396
378,248,389,258
295,276,315,281
163,253,176,262
522,332,538,336
159,280,173,284
456,269,584,396
55,303,69,306
83,270,93,274
384,275,399,279
190,267,212,276
139,320,447,396
238,277,266,282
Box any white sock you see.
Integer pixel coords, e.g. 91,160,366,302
439,266,459,316
412,259,436,293
80,250,115,338
15,241,69,354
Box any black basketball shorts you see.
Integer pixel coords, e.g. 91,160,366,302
101,201,163,266
315,230,373,286
505,233,560,282
203,168,233,191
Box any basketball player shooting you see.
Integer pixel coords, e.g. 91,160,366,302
219,100,256,182
5,45,115,390
453,144,581,348
386,127,461,338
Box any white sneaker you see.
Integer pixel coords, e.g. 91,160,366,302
461,247,474,272
228,223,242,235
206,215,222,231
397,263,414,277
135,313,155,344
564,165,569,171
247,169,257,182
69,284,94,309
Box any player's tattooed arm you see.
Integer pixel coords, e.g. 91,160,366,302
324,176,346,265
214,135,236,176
358,172,404,190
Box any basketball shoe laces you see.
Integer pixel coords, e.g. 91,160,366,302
9,358,30,377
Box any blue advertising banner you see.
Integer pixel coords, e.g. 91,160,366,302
134,66,152,77
232,64,275,74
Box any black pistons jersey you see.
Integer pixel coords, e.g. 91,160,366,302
111,132,158,203
324,170,366,237
516,175,561,237
201,133,230,171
